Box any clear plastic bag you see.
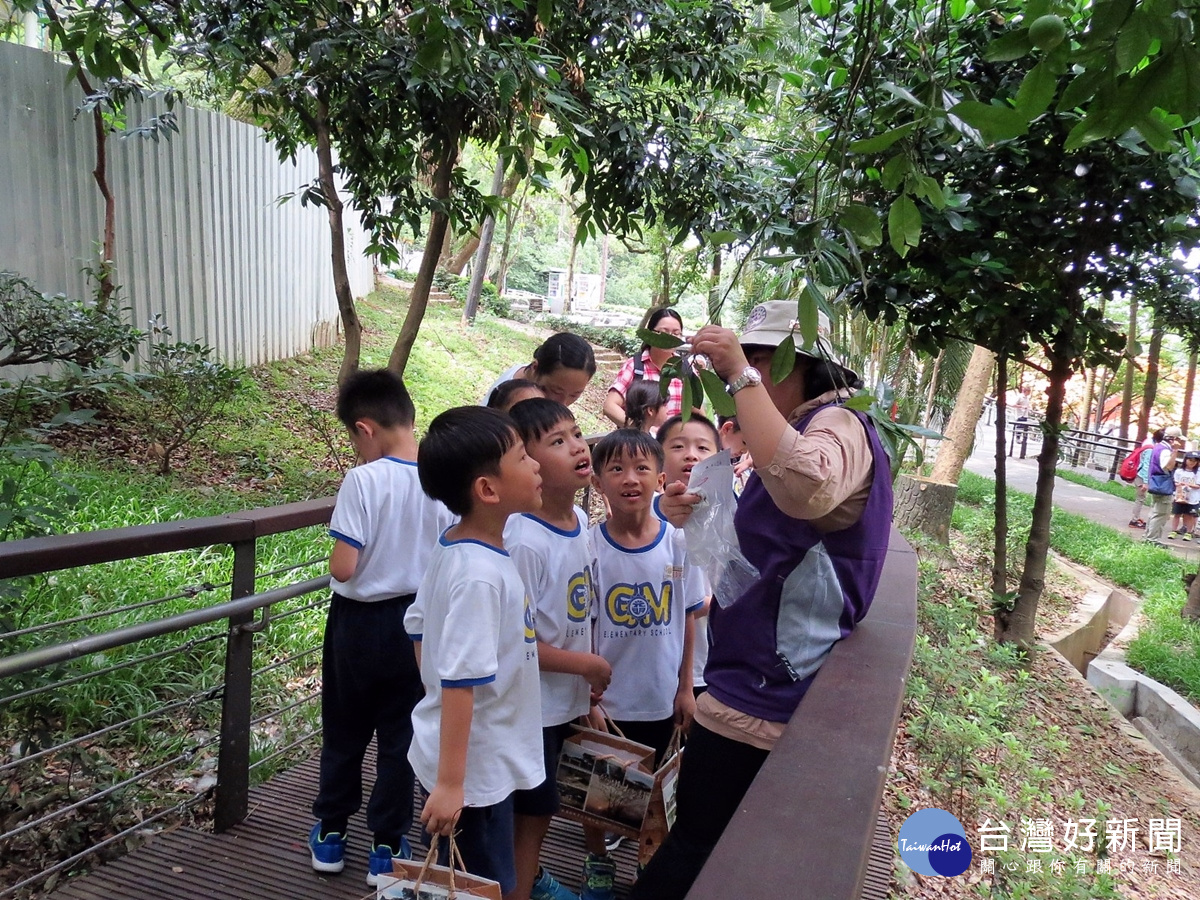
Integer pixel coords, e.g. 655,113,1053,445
681,450,760,608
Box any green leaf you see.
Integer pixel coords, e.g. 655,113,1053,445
947,101,1029,143
1134,110,1177,151
809,0,833,17
770,335,796,384
881,154,911,191
636,328,683,350
840,203,882,248
1115,11,1152,71
887,195,921,256
950,0,967,19
843,394,873,411
681,373,696,421
698,368,736,416
798,284,821,350
1014,63,1057,118
1087,0,1135,45
848,123,916,154
538,0,554,28
705,230,739,246
984,31,1034,63
914,175,945,210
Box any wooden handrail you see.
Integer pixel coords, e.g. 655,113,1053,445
0,497,335,580
686,526,918,900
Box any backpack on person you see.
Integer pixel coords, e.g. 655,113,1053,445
1119,445,1147,483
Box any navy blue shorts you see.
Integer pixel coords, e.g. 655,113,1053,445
512,722,575,817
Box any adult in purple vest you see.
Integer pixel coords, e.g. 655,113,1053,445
631,301,894,900
1145,425,1183,543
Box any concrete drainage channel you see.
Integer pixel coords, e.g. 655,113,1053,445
1047,557,1200,790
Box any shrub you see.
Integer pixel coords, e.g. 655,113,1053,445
0,271,141,369
131,317,243,475
536,315,642,357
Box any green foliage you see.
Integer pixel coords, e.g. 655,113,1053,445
128,317,243,475
0,271,141,369
540,315,642,357
434,273,508,318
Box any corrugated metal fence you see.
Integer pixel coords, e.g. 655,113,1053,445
0,41,375,367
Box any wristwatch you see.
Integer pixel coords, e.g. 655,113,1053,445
727,365,763,396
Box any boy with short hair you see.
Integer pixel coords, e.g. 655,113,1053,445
656,414,721,700
505,398,614,900
582,429,703,900
310,369,454,885
406,406,546,896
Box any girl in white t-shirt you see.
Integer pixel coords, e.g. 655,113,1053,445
505,399,613,900
1170,452,1200,539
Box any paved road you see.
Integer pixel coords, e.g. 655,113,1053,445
962,437,1200,563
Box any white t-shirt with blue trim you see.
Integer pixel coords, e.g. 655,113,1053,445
505,509,596,726
328,457,454,601
590,519,704,721
405,535,544,807
652,494,711,689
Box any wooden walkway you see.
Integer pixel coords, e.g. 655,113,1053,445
49,750,639,900
45,745,894,900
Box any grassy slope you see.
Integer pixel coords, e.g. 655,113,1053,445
955,469,1200,702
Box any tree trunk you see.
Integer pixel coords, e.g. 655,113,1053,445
1121,293,1139,440
1093,366,1109,429
463,154,507,326
998,351,1072,648
498,176,532,294
45,0,116,310
708,249,723,325
992,355,1009,606
389,128,460,376
1082,366,1097,432
1139,313,1164,440
1184,350,1197,435
893,474,958,543
918,348,945,462
930,344,995,485
315,100,361,386
565,239,578,313
599,232,611,307
447,235,482,277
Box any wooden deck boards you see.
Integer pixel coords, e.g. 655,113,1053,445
49,750,639,900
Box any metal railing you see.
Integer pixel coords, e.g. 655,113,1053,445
0,498,334,897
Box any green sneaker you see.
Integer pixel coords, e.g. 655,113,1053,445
580,852,616,900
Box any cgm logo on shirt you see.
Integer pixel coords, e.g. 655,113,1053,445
566,567,594,622
606,581,672,628
523,596,537,643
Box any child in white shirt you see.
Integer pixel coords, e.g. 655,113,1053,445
582,429,703,900
657,414,721,698
405,406,545,895
506,398,613,900
309,370,454,886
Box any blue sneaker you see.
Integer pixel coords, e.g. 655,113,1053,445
580,852,616,900
366,836,412,886
309,822,346,873
531,866,579,900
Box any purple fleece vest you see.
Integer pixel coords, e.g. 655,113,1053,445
703,404,894,723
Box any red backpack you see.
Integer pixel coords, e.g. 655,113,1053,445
1119,445,1147,483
